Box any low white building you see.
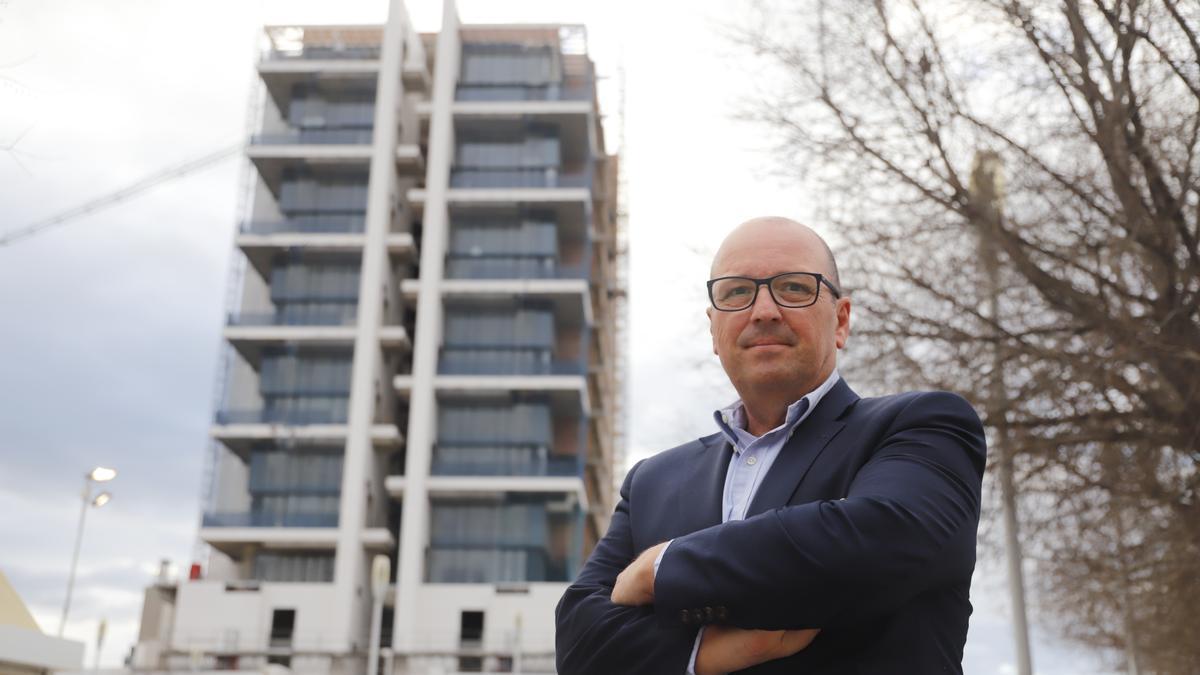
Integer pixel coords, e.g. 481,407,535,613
0,569,85,675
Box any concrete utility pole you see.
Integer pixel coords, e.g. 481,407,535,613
970,151,1033,675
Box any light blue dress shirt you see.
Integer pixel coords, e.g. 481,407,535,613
654,368,842,673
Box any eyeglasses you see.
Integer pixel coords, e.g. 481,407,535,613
707,272,841,312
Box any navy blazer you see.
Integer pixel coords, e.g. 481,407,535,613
556,379,986,674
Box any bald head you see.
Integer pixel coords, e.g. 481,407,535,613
710,217,841,290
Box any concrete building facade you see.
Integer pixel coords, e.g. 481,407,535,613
132,2,624,672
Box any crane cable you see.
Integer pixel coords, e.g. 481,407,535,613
0,143,243,247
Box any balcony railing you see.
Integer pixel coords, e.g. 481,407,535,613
215,407,349,425
240,215,366,235
438,347,586,376
425,544,567,583
444,254,589,280
263,45,382,62
251,128,373,145
449,167,591,189
431,443,582,477
455,82,592,102
201,511,339,528
227,309,357,327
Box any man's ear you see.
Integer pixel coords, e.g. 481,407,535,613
707,306,719,355
834,296,851,349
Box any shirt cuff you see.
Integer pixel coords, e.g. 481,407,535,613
686,627,704,675
653,538,673,579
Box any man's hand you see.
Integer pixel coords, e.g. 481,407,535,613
611,541,667,606
694,625,821,675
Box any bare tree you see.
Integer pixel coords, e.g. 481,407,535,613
733,0,1199,671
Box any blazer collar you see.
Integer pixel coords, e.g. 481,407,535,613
744,378,860,518
676,431,733,535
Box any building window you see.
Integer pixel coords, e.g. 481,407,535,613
459,610,485,673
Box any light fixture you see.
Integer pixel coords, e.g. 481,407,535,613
91,493,111,508
88,467,117,482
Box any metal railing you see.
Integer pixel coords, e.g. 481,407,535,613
449,167,592,189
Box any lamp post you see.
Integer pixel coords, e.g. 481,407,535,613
367,554,391,675
58,466,116,637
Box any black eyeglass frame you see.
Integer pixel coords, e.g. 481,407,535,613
706,272,842,312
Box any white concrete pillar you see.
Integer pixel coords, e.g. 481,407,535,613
393,0,460,654
333,0,412,657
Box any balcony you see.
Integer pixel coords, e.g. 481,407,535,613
201,511,339,528
438,347,586,376
449,167,590,189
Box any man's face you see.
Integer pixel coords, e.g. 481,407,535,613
707,225,851,399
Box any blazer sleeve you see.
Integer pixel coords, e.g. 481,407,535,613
652,391,986,631
556,459,698,674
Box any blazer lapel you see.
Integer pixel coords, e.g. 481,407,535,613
744,378,860,518
677,432,732,535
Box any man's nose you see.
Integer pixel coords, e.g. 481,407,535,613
749,283,783,322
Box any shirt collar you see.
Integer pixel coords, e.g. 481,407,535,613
713,369,842,450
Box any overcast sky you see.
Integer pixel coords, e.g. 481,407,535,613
0,0,1119,671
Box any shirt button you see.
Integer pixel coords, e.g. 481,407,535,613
746,456,757,465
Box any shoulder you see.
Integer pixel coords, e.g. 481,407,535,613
853,389,981,423
619,434,720,488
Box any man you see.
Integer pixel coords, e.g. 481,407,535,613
555,217,986,674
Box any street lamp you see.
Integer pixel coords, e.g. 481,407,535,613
367,554,391,675
58,466,116,637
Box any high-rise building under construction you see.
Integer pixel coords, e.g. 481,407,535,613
132,1,625,671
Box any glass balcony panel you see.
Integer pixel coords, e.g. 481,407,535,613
260,351,353,396
241,214,366,235
449,167,590,189
279,174,369,214
439,347,586,375
289,93,375,129
425,500,579,582
450,219,557,257
444,308,554,347
248,448,343,494
252,551,335,582
426,545,563,583
440,402,552,443
215,402,349,425
432,444,580,477
270,264,361,303
252,128,373,145
201,511,339,528
264,44,381,61
227,304,357,327
455,83,591,102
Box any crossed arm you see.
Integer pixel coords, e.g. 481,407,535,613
554,462,817,675
558,393,985,673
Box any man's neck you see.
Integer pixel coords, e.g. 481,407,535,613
737,369,837,436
